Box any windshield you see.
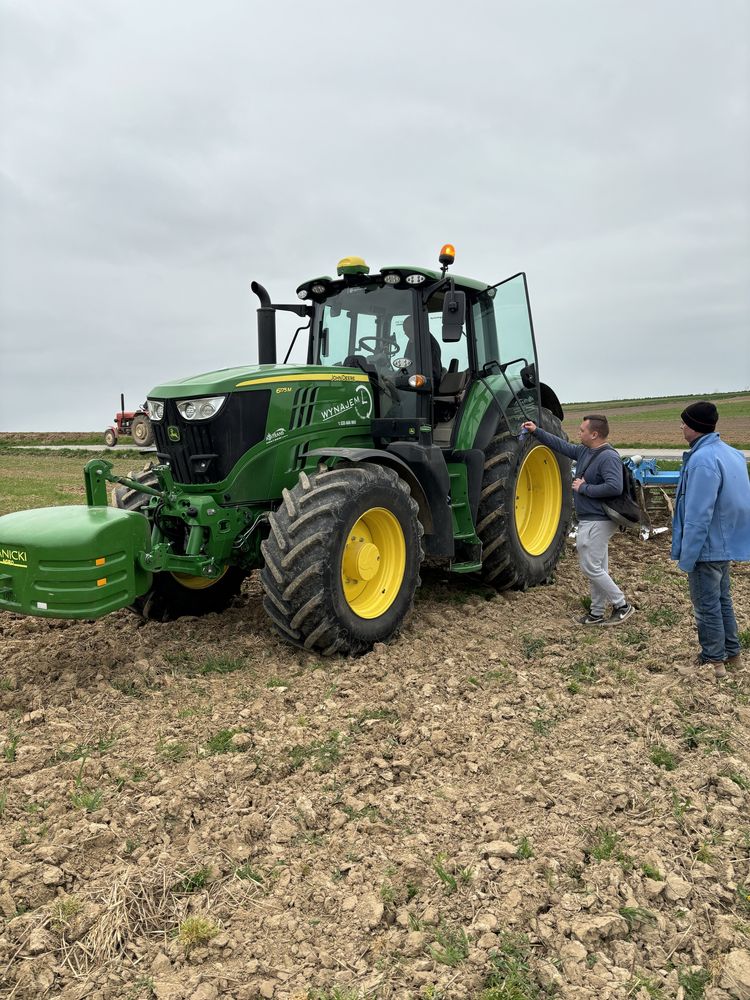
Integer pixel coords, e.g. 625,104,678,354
312,284,420,417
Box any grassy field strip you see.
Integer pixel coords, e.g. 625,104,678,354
0,453,151,517
563,390,748,409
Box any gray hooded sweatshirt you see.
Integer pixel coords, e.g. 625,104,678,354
531,428,624,521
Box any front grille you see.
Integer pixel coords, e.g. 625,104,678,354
153,391,271,485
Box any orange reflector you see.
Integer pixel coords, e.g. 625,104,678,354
95,557,106,566
96,578,107,587
408,374,426,388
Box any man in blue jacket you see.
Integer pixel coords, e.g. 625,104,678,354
672,400,750,679
521,414,635,625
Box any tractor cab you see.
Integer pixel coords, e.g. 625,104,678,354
295,247,552,452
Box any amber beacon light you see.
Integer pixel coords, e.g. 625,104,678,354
438,244,456,266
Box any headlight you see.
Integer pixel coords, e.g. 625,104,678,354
176,396,226,421
148,400,164,421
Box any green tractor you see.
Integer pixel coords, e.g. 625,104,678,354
0,247,572,655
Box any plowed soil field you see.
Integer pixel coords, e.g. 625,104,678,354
561,394,749,450
2,534,749,1000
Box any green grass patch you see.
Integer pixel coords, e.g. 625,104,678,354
566,659,598,694
516,836,534,860
205,729,238,755
235,863,264,884
584,827,620,862
624,974,665,999
482,932,545,999
647,607,681,627
172,867,211,893
531,714,554,736
724,771,749,791
641,863,663,882
3,729,19,763
69,788,103,813
429,924,469,967
650,745,678,771
521,635,546,659
432,853,458,895
158,740,189,763
49,733,116,763
355,707,400,726
177,915,219,950
0,451,156,516
681,723,733,753
289,733,342,773
619,906,657,930
677,968,710,1000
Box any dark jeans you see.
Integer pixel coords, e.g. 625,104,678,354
688,561,740,663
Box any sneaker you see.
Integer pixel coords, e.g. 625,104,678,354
579,612,605,626
604,603,635,626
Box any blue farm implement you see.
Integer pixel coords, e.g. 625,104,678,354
626,456,681,540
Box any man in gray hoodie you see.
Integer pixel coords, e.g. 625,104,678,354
521,414,635,625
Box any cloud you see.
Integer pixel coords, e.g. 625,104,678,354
1,0,748,429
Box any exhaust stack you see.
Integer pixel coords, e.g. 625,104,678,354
251,281,276,365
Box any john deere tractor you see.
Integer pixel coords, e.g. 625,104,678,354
0,247,572,655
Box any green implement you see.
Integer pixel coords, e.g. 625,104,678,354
0,505,152,619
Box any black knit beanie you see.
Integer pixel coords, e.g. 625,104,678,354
681,400,718,433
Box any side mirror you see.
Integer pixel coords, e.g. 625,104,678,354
521,362,537,388
442,289,466,343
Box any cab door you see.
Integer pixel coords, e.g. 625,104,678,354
473,272,541,428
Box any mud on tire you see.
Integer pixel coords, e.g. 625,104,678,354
260,463,424,656
478,406,573,590
111,467,244,621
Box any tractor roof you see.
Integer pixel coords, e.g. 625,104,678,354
297,266,489,296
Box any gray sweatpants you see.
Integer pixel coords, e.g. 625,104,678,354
576,520,625,616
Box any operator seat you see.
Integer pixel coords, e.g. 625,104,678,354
433,365,470,446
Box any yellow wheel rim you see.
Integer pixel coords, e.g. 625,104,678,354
514,445,563,556
341,507,406,619
170,567,229,590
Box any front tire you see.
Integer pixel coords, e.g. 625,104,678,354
104,428,117,447
478,407,572,589
111,467,244,621
131,414,155,447
260,463,424,656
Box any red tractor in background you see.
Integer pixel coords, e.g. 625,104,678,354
104,394,155,448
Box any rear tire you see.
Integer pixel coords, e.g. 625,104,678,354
478,407,572,589
131,414,155,447
111,467,244,621
260,463,424,656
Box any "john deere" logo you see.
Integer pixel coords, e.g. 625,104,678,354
0,548,28,569
167,426,181,442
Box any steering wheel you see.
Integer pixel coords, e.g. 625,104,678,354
355,336,378,355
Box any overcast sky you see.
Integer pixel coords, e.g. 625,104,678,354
1,0,748,430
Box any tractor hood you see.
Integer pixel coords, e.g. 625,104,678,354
148,365,366,399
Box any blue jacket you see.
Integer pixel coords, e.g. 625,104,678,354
671,433,750,572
